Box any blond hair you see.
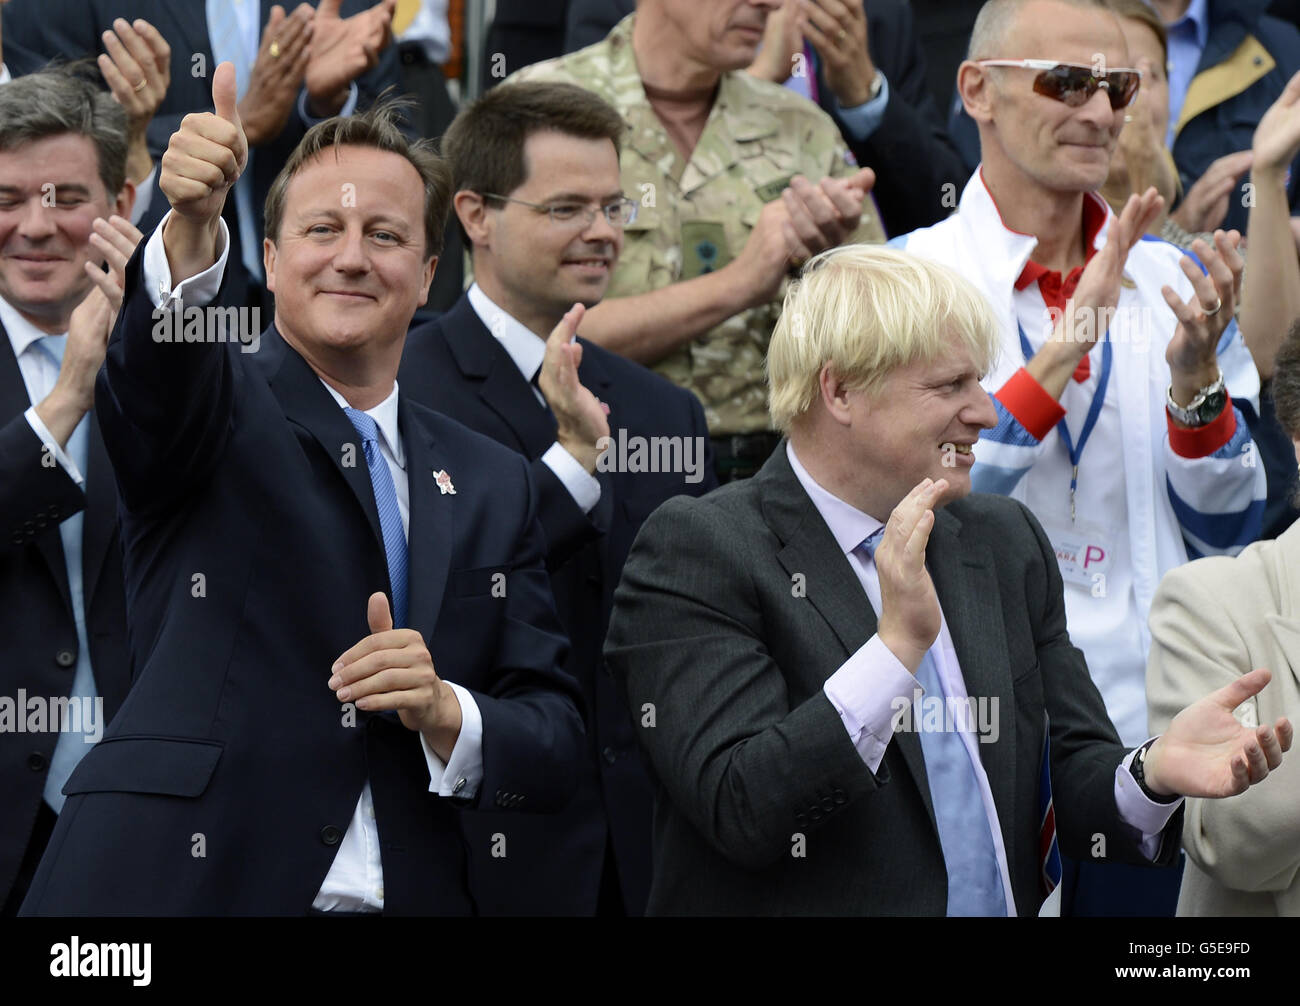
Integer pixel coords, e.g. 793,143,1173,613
766,245,1002,432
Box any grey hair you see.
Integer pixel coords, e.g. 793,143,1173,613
0,61,128,198
968,0,1109,60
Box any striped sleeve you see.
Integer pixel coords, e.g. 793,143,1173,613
971,371,1064,496
1164,404,1266,558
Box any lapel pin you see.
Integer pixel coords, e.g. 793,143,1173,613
433,469,457,495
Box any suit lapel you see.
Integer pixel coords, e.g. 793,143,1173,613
400,399,451,641
260,327,385,549
440,296,557,459
926,509,1018,864
760,446,937,830
0,322,71,607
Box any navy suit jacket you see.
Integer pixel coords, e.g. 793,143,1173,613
18,243,585,916
0,320,131,906
398,294,716,914
1,0,405,307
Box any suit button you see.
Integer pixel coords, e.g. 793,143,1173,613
821,796,834,812
794,812,808,827
833,789,847,805
809,807,824,823
602,746,617,765
320,825,342,846
35,518,47,530
11,532,23,545
27,752,47,772
46,505,59,517
55,649,75,667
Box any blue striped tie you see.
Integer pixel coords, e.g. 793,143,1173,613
344,408,408,628
861,528,1005,916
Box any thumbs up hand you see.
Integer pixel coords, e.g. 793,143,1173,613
160,61,248,226
158,62,249,282
329,592,464,760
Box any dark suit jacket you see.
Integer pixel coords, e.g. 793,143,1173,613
604,444,1182,915
563,0,965,235
1,0,405,307
398,293,716,915
0,318,131,906
18,240,585,916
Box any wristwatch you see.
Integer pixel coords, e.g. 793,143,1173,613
1166,371,1227,427
1130,738,1180,804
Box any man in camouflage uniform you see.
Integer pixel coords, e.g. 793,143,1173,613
509,3,885,478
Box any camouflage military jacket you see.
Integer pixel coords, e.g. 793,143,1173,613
510,13,885,434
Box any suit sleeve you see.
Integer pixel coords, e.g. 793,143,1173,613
1148,561,1300,892
93,225,237,517
833,1,966,235
530,458,604,570
1014,499,1183,866
0,413,84,553
604,496,880,871
457,451,586,813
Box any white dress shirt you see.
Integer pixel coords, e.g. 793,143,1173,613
141,211,485,912
465,282,601,513
789,443,1182,915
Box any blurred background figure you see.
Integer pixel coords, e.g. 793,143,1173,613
565,0,966,236
1147,315,1300,917
1,0,403,312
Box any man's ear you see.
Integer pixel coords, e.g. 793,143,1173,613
113,180,137,223
818,364,857,427
264,239,277,294
417,254,438,307
958,60,997,126
453,190,492,248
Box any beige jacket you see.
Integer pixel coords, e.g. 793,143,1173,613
1147,521,1300,916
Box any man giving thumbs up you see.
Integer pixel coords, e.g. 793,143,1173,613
19,63,585,917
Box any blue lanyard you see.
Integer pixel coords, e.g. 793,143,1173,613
1017,324,1113,522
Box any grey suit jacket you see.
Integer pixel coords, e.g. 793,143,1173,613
605,444,1181,915
1148,521,1300,916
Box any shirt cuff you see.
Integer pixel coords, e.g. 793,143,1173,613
542,440,601,513
1114,739,1183,860
130,164,158,226
1167,393,1237,458
24,407,86,486
144,210,230,310
822,634,920,775
0,64,11,85
995,367,1066,441
299,82,359,124
830,72,890,141
420,681,483,799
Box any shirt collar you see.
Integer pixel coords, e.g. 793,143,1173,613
1163,0,1209,48
0,294,64,361
467,281,548,383
786,441,883,555
319,378,405,469
1014,192,1109,291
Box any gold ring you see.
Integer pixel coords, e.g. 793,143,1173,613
1203,298,1223,317
269,41,281,58
132,78,147,92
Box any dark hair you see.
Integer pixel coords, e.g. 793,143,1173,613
1272,318,1300,439
0,60,128,199
1102,0,1169,64
439,81,625,246
263,97,451,260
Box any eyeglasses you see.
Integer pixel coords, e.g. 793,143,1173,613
977,59,1142,109
481,193,638,228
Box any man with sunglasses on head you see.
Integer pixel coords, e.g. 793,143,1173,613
893,0,1267,916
